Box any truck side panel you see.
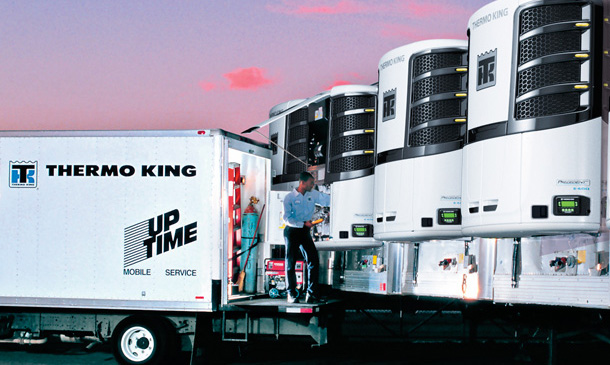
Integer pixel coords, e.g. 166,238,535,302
0,135,222,311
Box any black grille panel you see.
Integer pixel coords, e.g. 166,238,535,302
329,155,373,173
331,96,375,115
411,99,462,128
515,92,580,119
413,52,463,76
520,4,583,34
331,114,374,135
288,124,308,141
288,108,308,126
514,3,590,126
330,135,372,156
287,142,307,159
517,62,581,96
328,93,376,176
408,124,462,147
285,107,309,175
412,74,462,102
286,160,306,174
407,49,467,151
519,31,581,65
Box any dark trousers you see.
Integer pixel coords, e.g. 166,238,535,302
284,226,319,297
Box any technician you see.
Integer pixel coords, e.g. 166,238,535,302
283,171,330,304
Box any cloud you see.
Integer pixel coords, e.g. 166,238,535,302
348,71,367,80
324,79,352,90
223,67,274,90
267,0,371,15
198,81,217,92
323,72,369,90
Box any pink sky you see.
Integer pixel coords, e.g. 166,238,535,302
1,0,492,142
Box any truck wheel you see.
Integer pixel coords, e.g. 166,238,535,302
112,319,169,365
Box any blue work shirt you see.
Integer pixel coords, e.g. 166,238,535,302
283,188,330,228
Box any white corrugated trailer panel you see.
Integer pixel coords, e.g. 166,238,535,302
0,131,229,311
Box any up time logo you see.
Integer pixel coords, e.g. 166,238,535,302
124,209,198,268
9,161,38,188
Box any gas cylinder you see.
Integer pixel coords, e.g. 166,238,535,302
241,196,260,293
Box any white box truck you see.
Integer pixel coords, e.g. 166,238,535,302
0,130,339,365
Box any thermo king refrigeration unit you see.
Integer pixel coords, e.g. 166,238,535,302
463,0,605,237
262,96,329,248
323,85,378,249
374,39,469,241
247,85,379,250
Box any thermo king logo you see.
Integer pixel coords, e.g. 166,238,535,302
9,161,38,188
124,209,197,267
382,89,396,122
477,49,497,91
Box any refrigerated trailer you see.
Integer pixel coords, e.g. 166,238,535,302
0,130,341,365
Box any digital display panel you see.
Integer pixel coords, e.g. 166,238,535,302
559,201,576,207
351,224,373,237
553,196,590,216
437,208,461,225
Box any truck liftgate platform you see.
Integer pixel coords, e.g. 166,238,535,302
217,297,342,345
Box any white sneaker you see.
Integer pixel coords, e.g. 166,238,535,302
287,294,299,304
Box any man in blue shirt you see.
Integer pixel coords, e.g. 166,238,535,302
283,171,330,304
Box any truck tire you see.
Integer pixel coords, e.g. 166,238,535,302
112,318,171,365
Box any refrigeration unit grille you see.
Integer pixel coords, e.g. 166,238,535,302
328,93,376,178
519,4,583,34
286,142,308,160
288,108,308,126
333,113,374,134
330,134,372,156
411,99,462,128
286,159,307,174
412,74,463,102
413,52,464,76
518,31,581,65
406,49,467,150
285,142,308,174
288,124,308,141
516,61,581,96
409,124,463,147
329,154,374,173
285,108,309,175
331,96,376,115
515,92,581,119
514,3,591,121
